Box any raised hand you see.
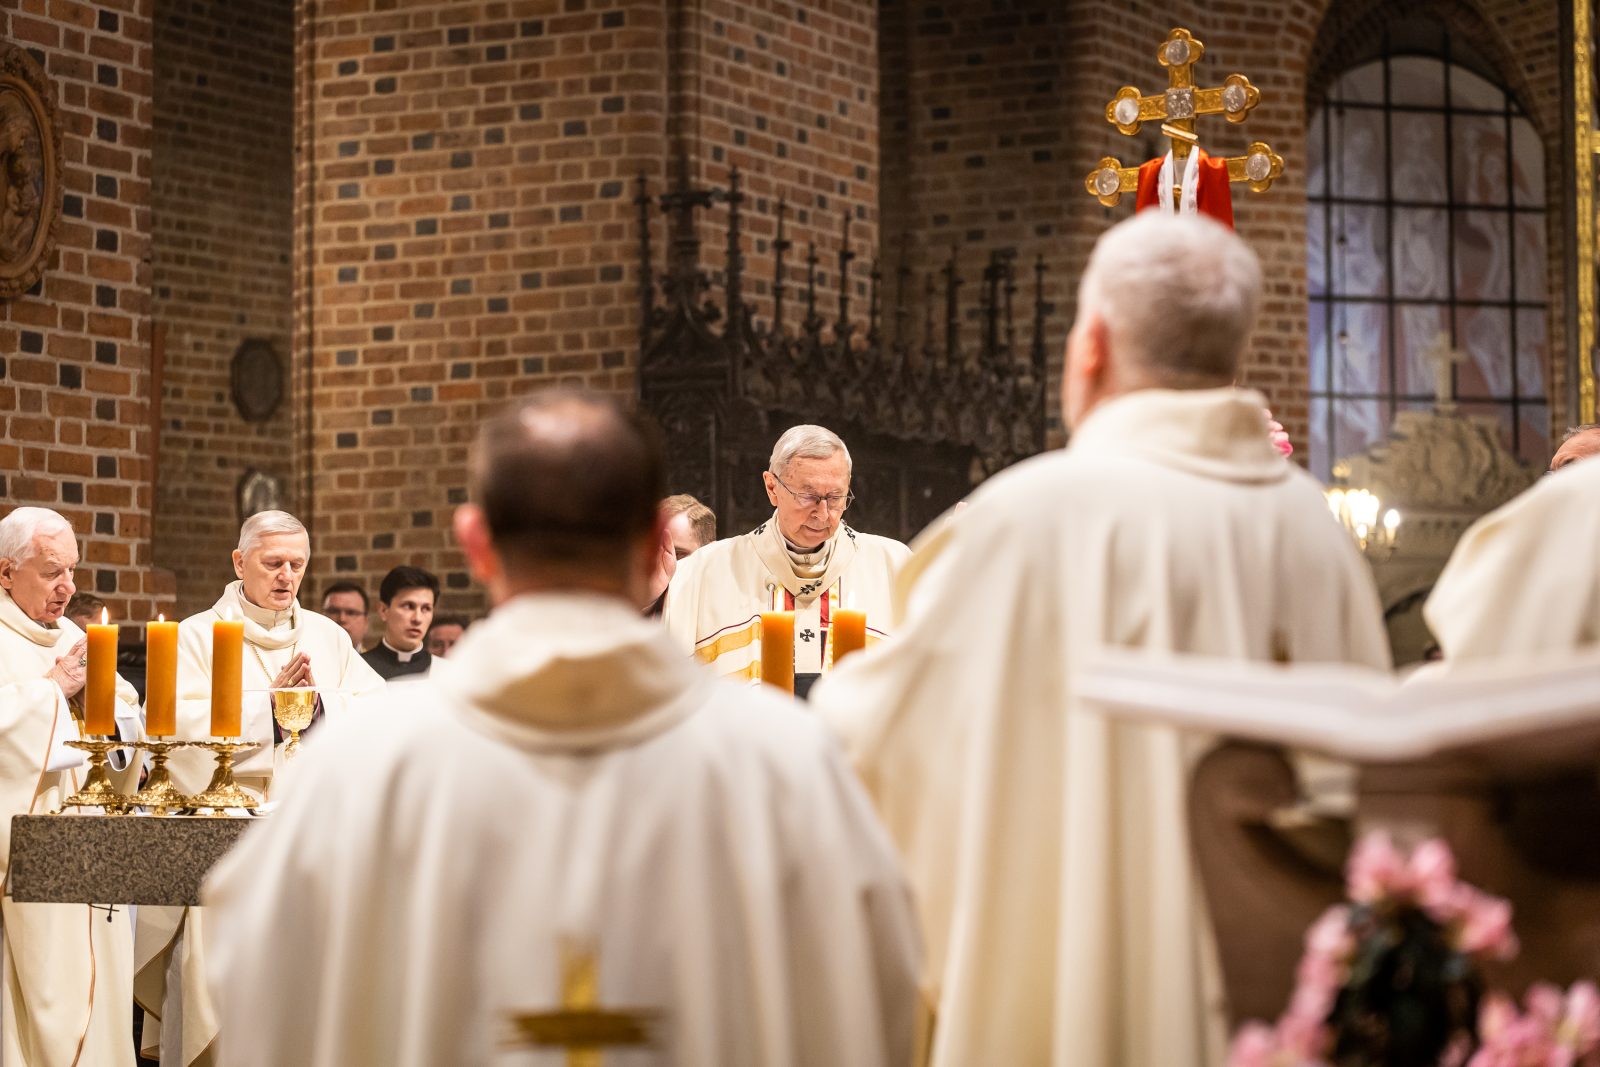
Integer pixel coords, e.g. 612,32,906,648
47,637,89,698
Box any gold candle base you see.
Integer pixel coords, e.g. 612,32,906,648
130,740,193,815
188,741,261,813
60,739,132,813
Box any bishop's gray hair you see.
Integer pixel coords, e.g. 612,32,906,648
1078,211,1262,387
237,510,309,558
1561,423,1600,443
0,507,75,564
768,425,852,478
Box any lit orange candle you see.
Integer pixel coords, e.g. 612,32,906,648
211,620,245,737
831,609,867,666
759,611,794,695
145,616,178,736
84,608,118,735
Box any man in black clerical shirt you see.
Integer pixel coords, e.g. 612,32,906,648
360,566,439,680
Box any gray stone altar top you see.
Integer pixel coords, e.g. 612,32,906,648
9,814,258,906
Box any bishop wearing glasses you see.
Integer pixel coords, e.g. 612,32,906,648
662,426,910,697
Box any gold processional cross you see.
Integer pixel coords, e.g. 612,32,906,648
1085,28,1285,209
504,945,659,1067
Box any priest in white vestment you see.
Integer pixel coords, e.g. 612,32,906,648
136,510,384,1066
1425,456,1600,660
201,392,921,1067
811,212,1393,1067
663,425,910,695
0,507,141,1067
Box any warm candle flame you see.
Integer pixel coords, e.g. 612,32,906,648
158,613,165,623
101,607,108,625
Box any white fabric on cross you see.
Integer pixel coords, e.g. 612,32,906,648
1156,148,1201,216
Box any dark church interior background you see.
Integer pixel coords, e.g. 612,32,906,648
0,0,1577,623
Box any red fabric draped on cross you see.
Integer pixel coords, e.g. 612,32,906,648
1134,149,1235,228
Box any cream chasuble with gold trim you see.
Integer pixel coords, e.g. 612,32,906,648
201,593,920,1067
662,513,910,685
811,388,1393,1067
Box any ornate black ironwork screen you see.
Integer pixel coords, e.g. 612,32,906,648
636,169,1052,543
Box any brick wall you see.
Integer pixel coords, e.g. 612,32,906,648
882,0,1325,446
881,0,1568,456
879,0,1082,441
0,0,171,620
0,0,1576,624
293,0,873,615
294,0,671,614
675,0,879,326
152,0,295,617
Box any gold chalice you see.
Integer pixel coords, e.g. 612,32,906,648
272,687,317,758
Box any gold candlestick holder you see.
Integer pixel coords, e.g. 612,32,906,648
60,738,132,813
188,741,261,813
130,740,193,815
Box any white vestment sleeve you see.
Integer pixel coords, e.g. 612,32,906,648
108,687,144,773
233,692,276,776
44,691,85,772
659,550,707,651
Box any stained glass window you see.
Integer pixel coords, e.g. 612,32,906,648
1306,46,1548,478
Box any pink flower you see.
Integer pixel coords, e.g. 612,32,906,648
1226,1017,1330,1067
1263,408,1294,457
1288,972,1338,1027
1347,831,1407,903
1275,1013,1329,1060
1228,1021,1278,1067
1409,838,1458,915
1468,983,1600,1067
1528,984,1567,1025
1304,905,1353,961
1559,982,1600,1056
1456,890,1519,962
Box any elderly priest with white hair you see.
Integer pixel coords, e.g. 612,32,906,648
137,509,383,1067
663,425,910,696
811,212,1391,1067
0,506,142,1066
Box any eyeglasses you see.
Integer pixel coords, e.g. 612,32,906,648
772,474,854,513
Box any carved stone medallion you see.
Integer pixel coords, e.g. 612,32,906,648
0,44,63,299
229,338,285,423
237,468,283,522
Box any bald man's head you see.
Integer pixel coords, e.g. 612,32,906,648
468,392,665,573
1550,425,1600,473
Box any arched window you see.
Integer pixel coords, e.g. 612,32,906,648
1306,42,1547,479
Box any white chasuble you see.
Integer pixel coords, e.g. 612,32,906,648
0,587,140,1067
201,593,921,1067
810,388,1393,1067
135,581,384,1067
662,512,910,684
1425,457,1600,661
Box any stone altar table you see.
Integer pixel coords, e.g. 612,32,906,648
8,815,256,906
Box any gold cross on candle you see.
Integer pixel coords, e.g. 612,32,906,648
504,944,659,1067
1084,27,1285,208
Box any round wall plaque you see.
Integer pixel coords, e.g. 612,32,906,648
230,338,285,423
0,44,63,300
